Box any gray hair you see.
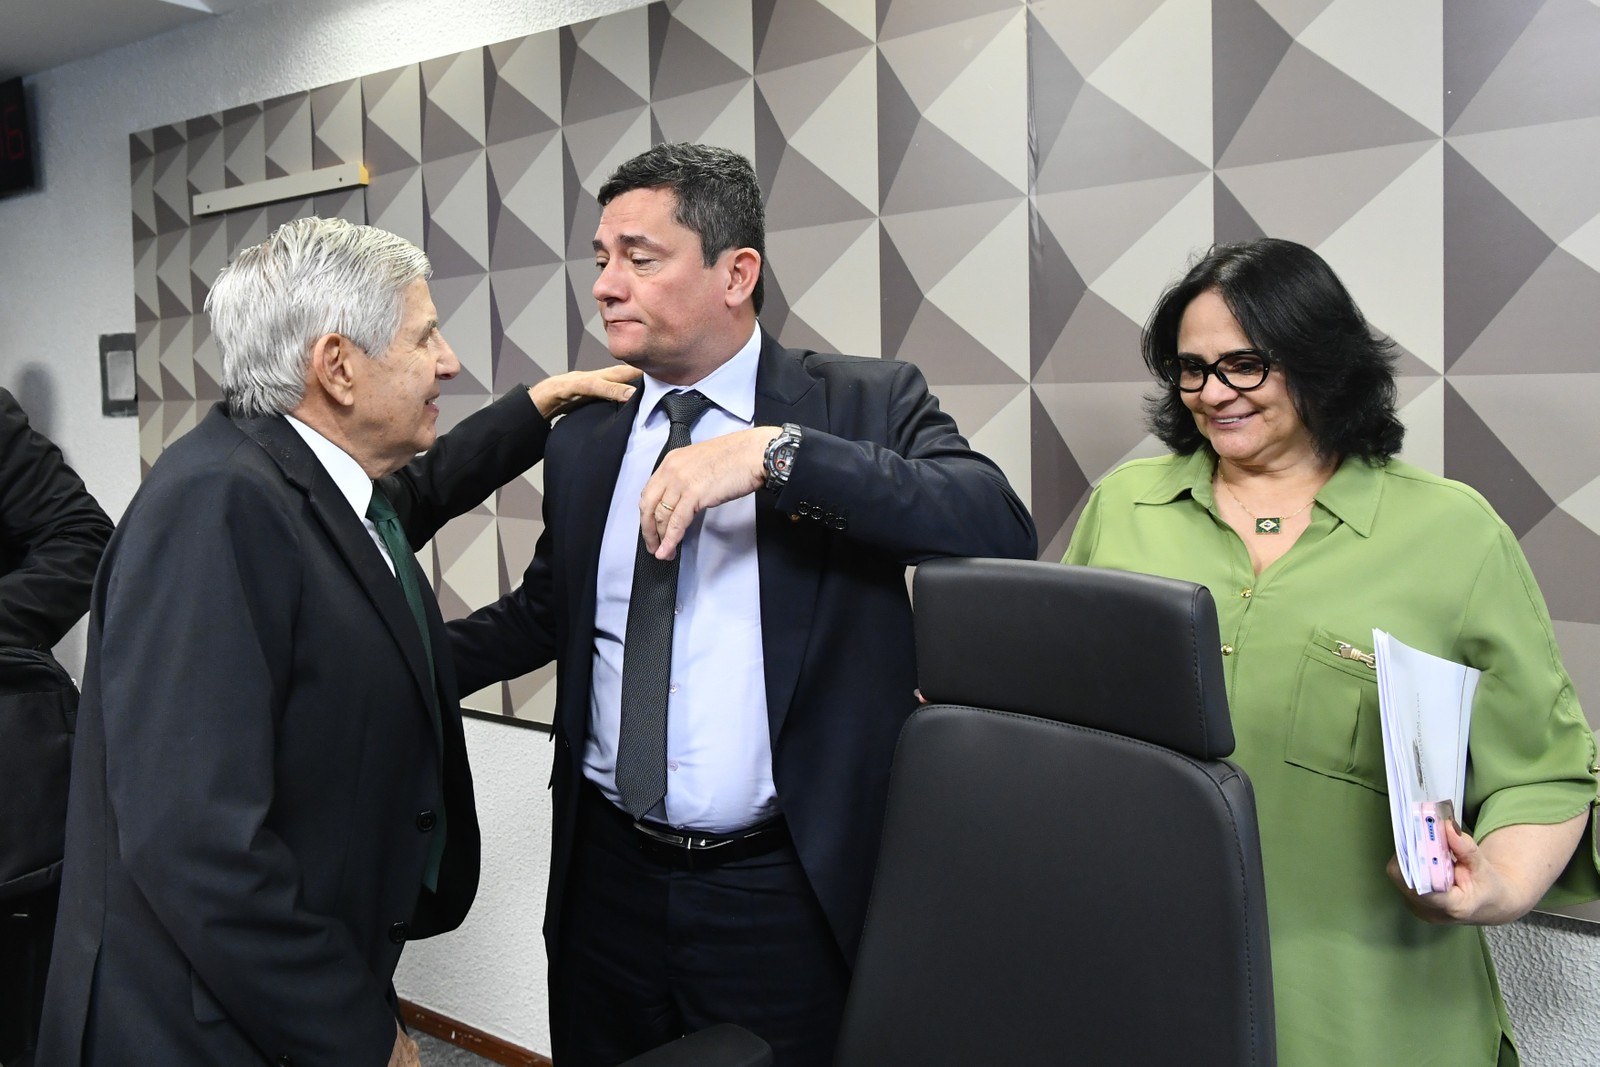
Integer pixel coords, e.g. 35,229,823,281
205,217,432,417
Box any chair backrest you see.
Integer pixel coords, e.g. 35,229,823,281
834,558,1275,1067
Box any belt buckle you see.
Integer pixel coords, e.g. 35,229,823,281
632,821,735,852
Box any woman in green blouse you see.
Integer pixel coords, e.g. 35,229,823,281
1064,238,1598,1066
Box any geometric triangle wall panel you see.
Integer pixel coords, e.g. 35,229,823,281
1314,142,1445,373
1217,140,1433,250
1441,142,1556,370
311,79,364,169
1443,381,1558,541
1447,0,1600,137
130,0,1600,724
1218,41,1435,168
1297,0,1442,136
1082,0,1212,167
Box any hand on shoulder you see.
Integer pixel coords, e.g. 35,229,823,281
528,366,640,420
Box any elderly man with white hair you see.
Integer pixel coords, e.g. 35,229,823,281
37,216,632,1067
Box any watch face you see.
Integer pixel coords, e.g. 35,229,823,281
766,425,801,490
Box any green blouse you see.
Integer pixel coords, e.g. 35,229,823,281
1064,450,1600,1067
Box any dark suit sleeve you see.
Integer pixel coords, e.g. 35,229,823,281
447,508,559,696
0,388,113,649
98,464,399,1065
776,361,1037,562
381,387,551,549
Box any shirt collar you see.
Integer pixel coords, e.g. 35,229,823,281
1308,455,1381,537
634,323,761,429
285,414,375,519
1136,449,1216,508
1135,448,1382,538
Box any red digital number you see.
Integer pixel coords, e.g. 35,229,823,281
3,104,24,161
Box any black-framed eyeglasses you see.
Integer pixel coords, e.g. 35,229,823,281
1161,350,1273,393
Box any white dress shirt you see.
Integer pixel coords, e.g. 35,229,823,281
284,415,397,576
585,326,776,832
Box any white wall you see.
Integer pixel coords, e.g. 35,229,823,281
399,719,559,1052
1488,914,1600,1066
6,0,1600,1060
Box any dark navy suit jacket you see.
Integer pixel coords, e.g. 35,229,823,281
39,390,548,1067
449,333,1038,973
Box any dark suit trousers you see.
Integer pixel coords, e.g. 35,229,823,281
552,785,849,1067
0,882,57,1064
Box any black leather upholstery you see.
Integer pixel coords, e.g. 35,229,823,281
623,558,1275,1067
833,558,1274,1066
913,559,1234,760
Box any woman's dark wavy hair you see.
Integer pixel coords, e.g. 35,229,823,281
1142,238,1404,461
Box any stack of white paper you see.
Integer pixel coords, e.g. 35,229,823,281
1373,629,1479,895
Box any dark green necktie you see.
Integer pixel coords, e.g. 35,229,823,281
616,390,712,819
367,483,446,892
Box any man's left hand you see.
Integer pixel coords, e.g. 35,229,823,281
528,366,640,420
640,427,781,560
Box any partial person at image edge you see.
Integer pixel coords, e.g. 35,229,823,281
0,386,112,1067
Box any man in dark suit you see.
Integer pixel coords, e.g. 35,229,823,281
0,387,111,658
449,143,1038,1065
0,387,111,1067
36,216,634,1067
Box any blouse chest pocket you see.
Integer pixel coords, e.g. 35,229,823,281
1284,627,1387,794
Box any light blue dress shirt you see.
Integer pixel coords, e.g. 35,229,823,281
585,326,776,832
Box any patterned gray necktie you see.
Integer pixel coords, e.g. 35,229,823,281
616,390,713,818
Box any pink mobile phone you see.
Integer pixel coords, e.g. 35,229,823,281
1416,800,1456,893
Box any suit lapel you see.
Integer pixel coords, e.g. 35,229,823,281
556,394,640,743
233,411,438,722
752,333,827,744
552,344,824,747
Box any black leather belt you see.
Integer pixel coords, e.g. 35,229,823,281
587,783,791,869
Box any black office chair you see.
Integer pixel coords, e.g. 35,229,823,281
625,558,1275,1067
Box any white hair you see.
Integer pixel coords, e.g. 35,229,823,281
204,217,432,417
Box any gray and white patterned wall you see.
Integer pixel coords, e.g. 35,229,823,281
130,0,1600,726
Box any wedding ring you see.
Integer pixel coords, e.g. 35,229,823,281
658,502,675,512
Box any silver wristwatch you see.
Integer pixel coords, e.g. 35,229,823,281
762,423,803,493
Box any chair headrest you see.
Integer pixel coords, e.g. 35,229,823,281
913,559,1234,760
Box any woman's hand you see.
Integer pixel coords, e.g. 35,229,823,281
1386,811,1587,925
528,365,640,420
